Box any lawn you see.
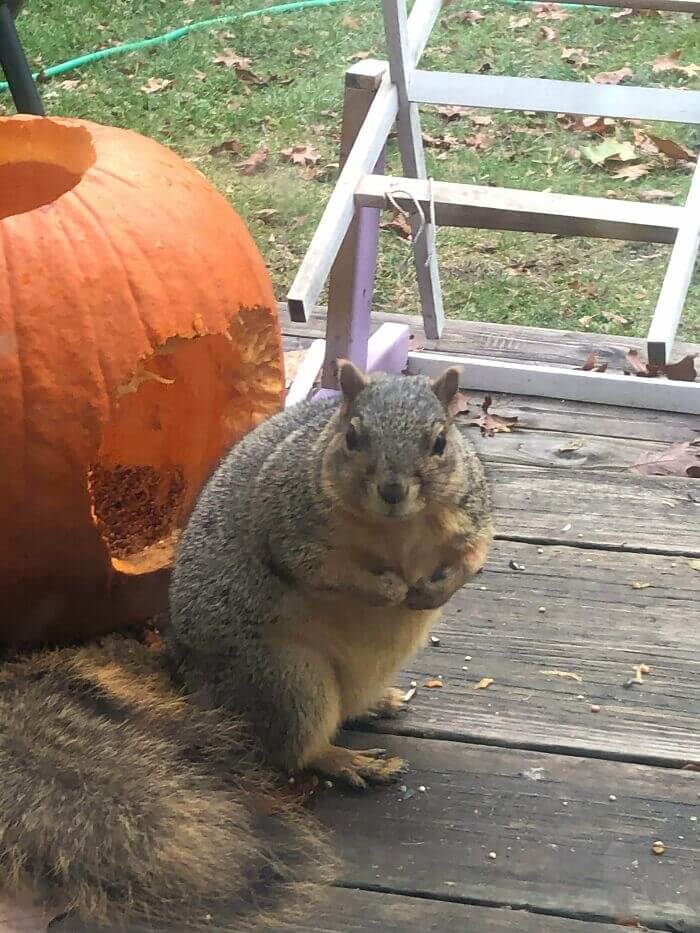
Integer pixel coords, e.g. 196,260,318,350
6,0,700,343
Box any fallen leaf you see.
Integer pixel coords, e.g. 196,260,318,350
453,9,485,22
633,663,651,683
582,138,637,165
602,310,630,326
342,12,361,28
624,348,653,375
611,6,634,16
561,47,589,68
281,144,320,166
467,395,518,437
422,131,460,150
209,138,241,157
212,49,251,69
140,77,173,94
540,670,583,683
651,50,700,78
255,208,278,223
464,132,492,150
238,146,269,175
509,14,532,28
613,163,649,180
424,678,444,688
381,212,412,240
577,352,608,372
661,354,698,382
532,2,568,20
58,79,82,91
631,581,651,589
638,189,676,201
646,134,694,163
474,677,494,690
632,128,662,156
348,50,372,62
632,440,700,478
436,105,469,122
689,559,700,571
539,25,557,41
592,67,633,85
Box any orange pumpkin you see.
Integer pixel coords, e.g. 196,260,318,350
0,115,284,645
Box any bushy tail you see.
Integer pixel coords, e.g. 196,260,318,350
0,636,335,931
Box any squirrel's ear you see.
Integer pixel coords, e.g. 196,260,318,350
336,358,368,407
431,367,461,410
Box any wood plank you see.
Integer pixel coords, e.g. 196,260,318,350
357,174,684,244
487,462,699,555
286,341,698,443
371,539,700,765
315,734,700,931
410,69,700,125
278,887,617,931
277,303,700,373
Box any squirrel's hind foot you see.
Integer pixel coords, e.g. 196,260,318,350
308,744,408,789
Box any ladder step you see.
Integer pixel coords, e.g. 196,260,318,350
355,174,686,244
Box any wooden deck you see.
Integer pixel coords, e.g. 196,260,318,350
282,310,700,933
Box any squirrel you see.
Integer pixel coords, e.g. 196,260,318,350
170,361,493,787
0,362,491,930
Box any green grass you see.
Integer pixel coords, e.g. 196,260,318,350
6,0,700,342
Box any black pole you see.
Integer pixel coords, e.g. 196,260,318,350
0,0,44,115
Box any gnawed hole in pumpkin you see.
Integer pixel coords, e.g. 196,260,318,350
87,310,283,576
0,120,96,220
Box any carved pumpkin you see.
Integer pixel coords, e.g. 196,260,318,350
0,115,284,644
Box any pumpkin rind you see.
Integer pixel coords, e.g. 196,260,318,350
0,115,284,644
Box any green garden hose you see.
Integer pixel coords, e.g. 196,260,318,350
0,0,350,93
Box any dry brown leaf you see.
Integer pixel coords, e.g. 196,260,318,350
577,352,608,372
470,114,493,126
610,6,634,16
424,678,444,688
474,677,494,690
540,670,583,683
140,77,173,94
342,12,361,28
539,25,557,41
532,2,568,20
209,138,242,157
651,50,700,78
453,9,485,22
561,47,589,68
422,131,460,150
602,310,630,326
632,129,661,156
646,134,694,163
661,354,698,382
632,440,700,478
464,132,491,150
467,395,518,437
238,146,269,175
58,79,82,91
592,67,633,85
633,663,651,683
212,49,251,69
631,581,651,590
281,144,320,166
255,208,278,223
381,212,412,240
509,14,532,28
436,105,469,122
613,163,650,180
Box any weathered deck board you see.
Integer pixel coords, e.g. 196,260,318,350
278,303,699,371
277,887,616,931
486,462,699,555
369,539,700,766
314,733,700,932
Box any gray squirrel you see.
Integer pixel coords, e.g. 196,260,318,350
170,361,493,786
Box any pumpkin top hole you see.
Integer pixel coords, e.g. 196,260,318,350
0,120,95,220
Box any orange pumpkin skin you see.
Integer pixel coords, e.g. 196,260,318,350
0,115,284,645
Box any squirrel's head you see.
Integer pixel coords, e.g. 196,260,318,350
322,360,464,520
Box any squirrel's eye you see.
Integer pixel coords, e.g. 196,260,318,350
346,423,359,451
432,430,447,456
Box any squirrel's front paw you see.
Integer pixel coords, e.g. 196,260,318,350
406,564,464,610
369,570,408,606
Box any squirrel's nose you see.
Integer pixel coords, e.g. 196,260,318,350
378,481,406,505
